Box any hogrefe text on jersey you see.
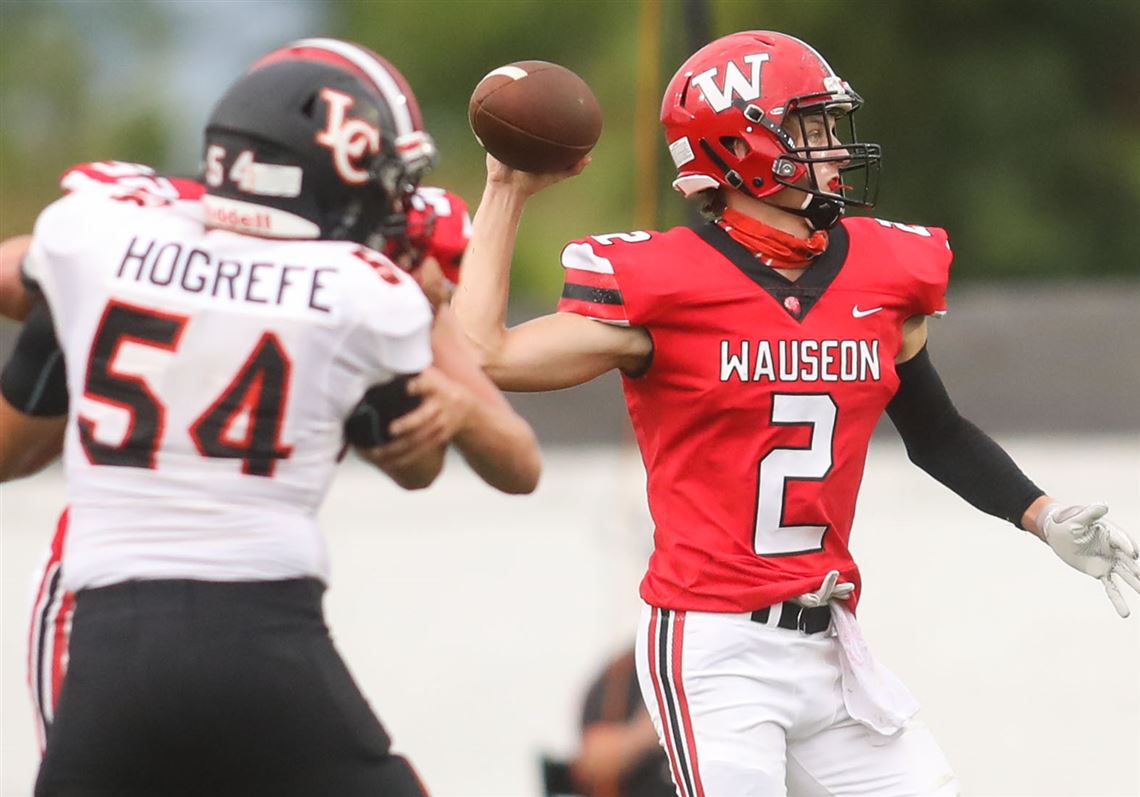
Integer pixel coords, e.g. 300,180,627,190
720,338,882,383
116,236,335,314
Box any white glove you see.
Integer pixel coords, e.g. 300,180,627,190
797,569,855,607
1039,502,1140,617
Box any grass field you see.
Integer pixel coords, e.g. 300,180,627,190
2,436,1137,796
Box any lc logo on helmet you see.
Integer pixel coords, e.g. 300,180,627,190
690,53,770,113
315,88,381,184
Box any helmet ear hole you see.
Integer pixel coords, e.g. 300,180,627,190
301,93,319,119
720,136,750,157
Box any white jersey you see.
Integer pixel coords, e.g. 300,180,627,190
24,177,433,591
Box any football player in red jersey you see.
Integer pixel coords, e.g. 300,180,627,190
0,39,540,796
453,31,1140,796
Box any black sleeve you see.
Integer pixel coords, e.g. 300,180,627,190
342,374,422,448
0,300,68,417
886,345,1044,528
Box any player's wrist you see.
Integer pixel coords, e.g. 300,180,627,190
1026,496,1057,541
478,181,532,220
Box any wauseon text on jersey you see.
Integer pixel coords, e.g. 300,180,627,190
116,236,335,313
720,339,881,383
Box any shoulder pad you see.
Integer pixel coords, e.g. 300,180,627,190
330,243,433,379
344,245,418,289
60,161,203,202
847,216,951,251
845,216,952,316
558,231,664,326
560,229,667,273
558,229,691,326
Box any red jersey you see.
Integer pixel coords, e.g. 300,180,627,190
557,218,951,613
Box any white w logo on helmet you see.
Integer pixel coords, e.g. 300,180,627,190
689,53,770,113
315,88,381,184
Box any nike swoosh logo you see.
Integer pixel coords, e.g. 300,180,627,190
852,305,884,318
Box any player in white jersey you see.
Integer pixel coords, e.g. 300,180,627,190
0,163,506,751
0,39,539,797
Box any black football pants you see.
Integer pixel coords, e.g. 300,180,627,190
35,578,427,797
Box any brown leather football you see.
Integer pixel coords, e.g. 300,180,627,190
468,61,602,173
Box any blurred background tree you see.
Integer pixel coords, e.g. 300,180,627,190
2,0,1137,301
0,1,173,234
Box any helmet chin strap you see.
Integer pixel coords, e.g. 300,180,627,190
785,194,844,230
754,187,844,232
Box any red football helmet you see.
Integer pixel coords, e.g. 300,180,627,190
661,31,880,228
403,186,471,283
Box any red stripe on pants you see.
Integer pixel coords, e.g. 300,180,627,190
671,611,705,797
648,608,689,797
50,591,76,712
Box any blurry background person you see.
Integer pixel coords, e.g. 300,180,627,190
545,646,672,797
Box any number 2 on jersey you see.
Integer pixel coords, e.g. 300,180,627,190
753,393,836,556
79,300,292,476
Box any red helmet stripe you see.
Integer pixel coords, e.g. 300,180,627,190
249,39,422,136
249,46,373,84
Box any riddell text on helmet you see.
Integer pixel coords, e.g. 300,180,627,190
205,203,274,232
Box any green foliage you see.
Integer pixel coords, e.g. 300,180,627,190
2,0,1136,302
0,1,172,236
337,0,647,301
333,0,1140,294
714,0,1140,280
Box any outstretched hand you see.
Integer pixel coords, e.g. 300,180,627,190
1040,502,1140,617
485,153,590,198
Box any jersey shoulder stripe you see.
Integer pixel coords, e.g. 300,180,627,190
60,161,204,202
557,227,704,328
557,229,682,325
561,240,616,274
558,240,628,323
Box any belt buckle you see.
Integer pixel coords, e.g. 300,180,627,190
800,604,830,634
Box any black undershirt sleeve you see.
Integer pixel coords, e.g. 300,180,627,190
0,300,69,417
886,345,1045,528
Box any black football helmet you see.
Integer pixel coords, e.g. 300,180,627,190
201,38,437,253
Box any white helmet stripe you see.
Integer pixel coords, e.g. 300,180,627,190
291,37,415,137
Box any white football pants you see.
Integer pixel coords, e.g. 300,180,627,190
634,603,959,797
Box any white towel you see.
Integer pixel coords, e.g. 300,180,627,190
830,602,920,736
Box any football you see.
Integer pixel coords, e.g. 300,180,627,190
468,61,602,173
